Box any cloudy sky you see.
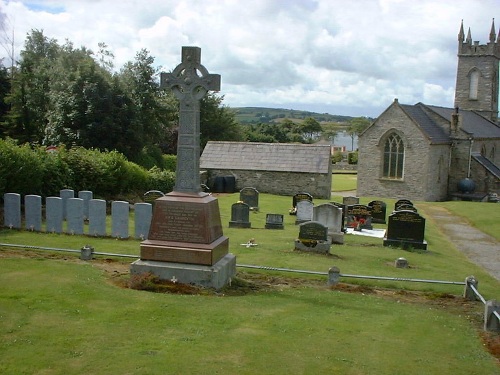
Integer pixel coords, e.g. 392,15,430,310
0,0,498,117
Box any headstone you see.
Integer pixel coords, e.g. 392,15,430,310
294,221,330,254
3,193,21,229
292,192,313,208
313,203,344,244
368,200,387,224
330,201,346,231
395,257,409,268
383,210,428,250
112,201,129,238
295,200,314,224
395,203,417,213
133,47,235,290
144,190,165,207
343,196,359,207
67,198,84,235
25,194,42,231
239,187,259,211
345,204,373,230
134,203,152,240
88,199,107,236
265,214,284,230
394,199,413,211
78,190,93,220
228,202,251,228
45,197,63,233
60,189,75,220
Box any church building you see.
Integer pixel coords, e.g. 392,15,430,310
357,20,500,202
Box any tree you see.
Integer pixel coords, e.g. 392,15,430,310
348,117,371,150
298,117,322,142
199,93,244,149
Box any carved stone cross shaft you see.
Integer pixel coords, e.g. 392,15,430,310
160,47,221,193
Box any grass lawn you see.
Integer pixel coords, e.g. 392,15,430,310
332,172,357,192
1,192,499,374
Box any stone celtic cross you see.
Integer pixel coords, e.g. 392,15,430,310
160,47,221,193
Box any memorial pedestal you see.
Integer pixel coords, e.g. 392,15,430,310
131,191,235,289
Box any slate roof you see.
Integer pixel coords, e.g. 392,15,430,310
200,141,331,174
400,103,450,144
426,105,500,139
399,102,500,142
472,152,500,179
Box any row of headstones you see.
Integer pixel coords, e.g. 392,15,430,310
3,191,152,239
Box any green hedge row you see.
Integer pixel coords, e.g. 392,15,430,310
0,138,176,200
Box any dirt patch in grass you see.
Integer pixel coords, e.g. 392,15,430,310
1,248,499,363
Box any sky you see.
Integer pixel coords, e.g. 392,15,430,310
0,0,498,118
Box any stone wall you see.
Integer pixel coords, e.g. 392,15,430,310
204,169,332,199
358,103,449,201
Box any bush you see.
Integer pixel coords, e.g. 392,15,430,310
147,166,175,193
332,151,343,163
348,151,358,164
162,154,177,172
0,138,44,196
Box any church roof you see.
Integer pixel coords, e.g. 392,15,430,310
200,141,331,174
399,104,450,144
398,102,500,142
472,152,500,179
425,105,500,139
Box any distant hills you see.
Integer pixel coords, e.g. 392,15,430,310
231,107,360,125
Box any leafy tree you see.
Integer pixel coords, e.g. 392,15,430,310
4,29,59,143
348,117,371,150
199,93,244,149
298,117,322,142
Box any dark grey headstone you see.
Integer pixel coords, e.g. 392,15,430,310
292,192,313,207
134,203,152,240
368,200,387,224
298,221,328,243
67,198,84,235
229,202,251,228
346,204,373,230
144,190,165,206
4,193,21,229
239,187,259,210
384,210,427,250
45,197,63,233
394,199,413,211
25,194,42,231
265,214,284,230
395,203,417,213
112,201,129,238
89,199,107,236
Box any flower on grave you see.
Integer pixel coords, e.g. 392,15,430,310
354,216,366,231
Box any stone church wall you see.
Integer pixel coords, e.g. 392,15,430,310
204,169,332,199
358,103,448,201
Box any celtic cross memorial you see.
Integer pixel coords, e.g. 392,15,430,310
160,46,220,193
132,47,235,290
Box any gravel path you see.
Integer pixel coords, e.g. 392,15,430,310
423,205,500,282
333,190,500,281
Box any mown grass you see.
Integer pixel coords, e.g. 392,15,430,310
331,172,357,192
1,191,499,374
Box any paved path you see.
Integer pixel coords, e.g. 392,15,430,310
422,205,500,282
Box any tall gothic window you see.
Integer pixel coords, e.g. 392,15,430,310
383,133,404,179
469,69,479,100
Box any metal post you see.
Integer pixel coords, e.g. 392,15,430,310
463,275,478,301
484,300,500,332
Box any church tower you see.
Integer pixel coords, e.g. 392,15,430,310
454,19,500,123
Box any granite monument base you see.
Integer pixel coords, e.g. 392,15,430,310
329,232,344,244
294,239,331,254
383,238,428,250
130,253,236,290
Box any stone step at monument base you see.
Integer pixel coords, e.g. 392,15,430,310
383,238,428,250
140,236,228,266
130,254,236,290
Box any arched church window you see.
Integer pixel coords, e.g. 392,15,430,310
383,133,404,179
469,69,479,100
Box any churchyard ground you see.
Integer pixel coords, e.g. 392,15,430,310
0,192,499,374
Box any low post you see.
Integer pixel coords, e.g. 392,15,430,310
484,300,500,332
80,245,94,261
463,275,478,301
328,266,341,286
